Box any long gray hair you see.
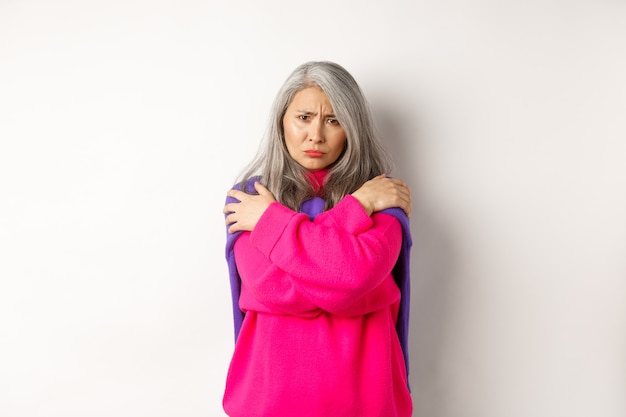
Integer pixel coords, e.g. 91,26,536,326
239,61,391,211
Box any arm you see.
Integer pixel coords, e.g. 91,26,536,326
234,231,320,316
241,196,402,313
224,176,411,314
224,175,411,234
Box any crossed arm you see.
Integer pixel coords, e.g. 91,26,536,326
223,174,411,234
223,175,412,315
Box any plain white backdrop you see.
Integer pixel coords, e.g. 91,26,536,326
1,1,625,416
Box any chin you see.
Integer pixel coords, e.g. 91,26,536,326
305,164,330,171
296,160,324,171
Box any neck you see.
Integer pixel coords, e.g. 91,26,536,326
306,169,329,195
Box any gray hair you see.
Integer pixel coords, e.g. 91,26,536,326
239,61,391,211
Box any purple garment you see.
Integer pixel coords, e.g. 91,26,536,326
224,183,413,385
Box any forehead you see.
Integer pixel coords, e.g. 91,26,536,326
288,86,333,110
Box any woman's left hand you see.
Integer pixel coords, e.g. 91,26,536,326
351,174,412,217
224,182,276,233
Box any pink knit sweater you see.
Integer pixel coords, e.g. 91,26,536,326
223,193,412,417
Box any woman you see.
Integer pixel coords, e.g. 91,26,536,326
223,61,413,417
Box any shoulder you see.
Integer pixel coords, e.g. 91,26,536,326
230,175,262,193
378,207,412,246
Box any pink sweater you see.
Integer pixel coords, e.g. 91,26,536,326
223,195,412,417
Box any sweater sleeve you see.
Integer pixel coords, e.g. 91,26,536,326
236,195,402,314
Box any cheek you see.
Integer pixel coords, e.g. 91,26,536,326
333,132,347,153
282,121,293,145
283,121,300,146
283,124,300,159
327,136,347,164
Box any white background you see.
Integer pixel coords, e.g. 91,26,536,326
1,1,625,416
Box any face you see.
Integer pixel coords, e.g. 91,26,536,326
282,86,347,171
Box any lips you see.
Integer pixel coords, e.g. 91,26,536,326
304,150,324,158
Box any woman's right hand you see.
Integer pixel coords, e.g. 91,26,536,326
351,174,412,217
224,182,276,233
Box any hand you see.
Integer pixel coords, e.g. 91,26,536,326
223,182,276,233
351,174,412,217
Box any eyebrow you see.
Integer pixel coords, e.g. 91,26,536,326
296,110,337,118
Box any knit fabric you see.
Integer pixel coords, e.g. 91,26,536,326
224,177,412,417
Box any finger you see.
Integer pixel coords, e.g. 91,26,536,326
368,174,386,183
390,178,410,191
384,184,410,202
223,203,238,214
225,213,237,225
253,181,270,195
395,187,411,201
389,181,411,199
388,178,407,187
393,197,410,217
392,191,411,216
227,189,247,201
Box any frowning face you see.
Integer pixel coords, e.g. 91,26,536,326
282,86,347,171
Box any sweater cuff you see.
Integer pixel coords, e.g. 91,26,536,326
324,195,374,235
250,201,300,258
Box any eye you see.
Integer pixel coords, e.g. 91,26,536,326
327,118,340,125
298,115,310,121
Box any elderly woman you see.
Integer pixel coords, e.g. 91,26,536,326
223,61,413,417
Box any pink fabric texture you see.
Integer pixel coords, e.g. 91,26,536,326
223,192,412,417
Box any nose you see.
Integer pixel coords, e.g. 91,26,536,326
308,121,325,143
